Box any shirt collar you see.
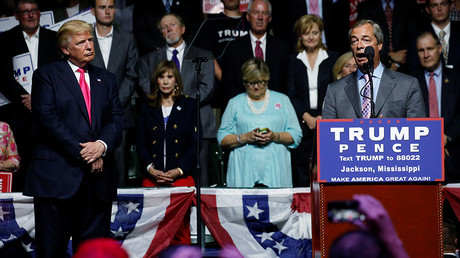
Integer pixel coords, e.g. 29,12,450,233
432,21,451,34
425,62,443,77
249,31,267,45
68,60,86,72
357,62,384,79
95,26,113,39
167,40,185,53
22,26,40,40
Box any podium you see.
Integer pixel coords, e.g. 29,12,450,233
311,118,444,257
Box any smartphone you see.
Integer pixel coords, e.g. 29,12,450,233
327,200,365,223
257,128,268,134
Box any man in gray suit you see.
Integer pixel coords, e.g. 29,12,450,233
322,19,425,119
91,0,138,186
138,13,216,186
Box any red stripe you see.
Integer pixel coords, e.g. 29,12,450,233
291,193,312,213
144,191,194,257
199,194,238,247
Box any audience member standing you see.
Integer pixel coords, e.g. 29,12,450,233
221,0,289,106
53,0,91,23
132,0,203,56
411,0,460,70
287,15,338,187
23,20,124,257
91,0,138,187
333,51,357,81
411,31,460,183
357,0,418,71
138,13,216,186
0,121,20,173
322,20,425,119
271,0,350,54
137,60,197,244
218,58,302,188
451,0,460,22
0,0,60,191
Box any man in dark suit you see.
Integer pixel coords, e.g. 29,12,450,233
23,20,124,257
407,0,460,71
138,13,216,186
0,0,60,191
91,0,138,187
132,0,203,56
412,31,460,182
357,0,418,71
322,19,425,119
221,0,289,104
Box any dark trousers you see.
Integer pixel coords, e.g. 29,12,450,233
33,177,112,258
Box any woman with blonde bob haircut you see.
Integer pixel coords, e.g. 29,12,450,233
287,15,338,186
218,58,302,188
332,51,357,80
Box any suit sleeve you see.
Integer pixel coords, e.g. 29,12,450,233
177,99,200,175
118,34,139,109
136,101,153,170
186,50,215,106
31,68,83,159
322,83,338,119
137,54,153,96
97,73,124,151
287,56,309,121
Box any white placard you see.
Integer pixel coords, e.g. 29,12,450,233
48,8,95,31
13,53,34,94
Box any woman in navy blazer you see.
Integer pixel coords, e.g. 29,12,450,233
136,60,198,244
287,15,338,187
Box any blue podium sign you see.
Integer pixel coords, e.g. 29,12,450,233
317,118,444,183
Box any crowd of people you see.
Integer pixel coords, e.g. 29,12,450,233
1,0,460,255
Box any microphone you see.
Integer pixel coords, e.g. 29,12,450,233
364,46,374,74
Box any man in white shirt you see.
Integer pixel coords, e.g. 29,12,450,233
91,0,138,187
0,0,60,191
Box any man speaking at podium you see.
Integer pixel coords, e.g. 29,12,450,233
322,20,425,119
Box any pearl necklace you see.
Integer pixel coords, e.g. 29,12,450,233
247,90,270,114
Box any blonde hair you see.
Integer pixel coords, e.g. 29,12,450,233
57,20,93,49
241,58,270,83
333,51,354,80
293,15,325,53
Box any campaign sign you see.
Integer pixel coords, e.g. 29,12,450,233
317,118,444,183
0,172,13,192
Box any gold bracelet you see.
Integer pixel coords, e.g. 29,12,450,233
177,167,184,176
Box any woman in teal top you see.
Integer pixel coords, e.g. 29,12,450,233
218,58,302,187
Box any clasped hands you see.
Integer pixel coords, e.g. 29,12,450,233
80,141,105,173
244,127,278,146
148,167,182,186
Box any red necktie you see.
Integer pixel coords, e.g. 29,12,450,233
77,68,91,123
362,74,371,119
385,0,393,52
429,72,439,118
255,40,264,61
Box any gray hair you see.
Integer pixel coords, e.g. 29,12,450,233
247,0,272,16
349,19,384,45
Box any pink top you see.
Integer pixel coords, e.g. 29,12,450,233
0,122,20,171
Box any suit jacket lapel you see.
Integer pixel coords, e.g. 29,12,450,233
59,61,91,126
92,34,105,69
107,27,120,71
375,68,396,116
88,65,103,129
344,73,362,118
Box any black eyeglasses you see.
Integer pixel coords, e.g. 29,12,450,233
16,8,39,16
245,80,268,87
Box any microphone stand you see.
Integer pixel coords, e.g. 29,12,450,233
369,69,376,118
192,57,208,250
